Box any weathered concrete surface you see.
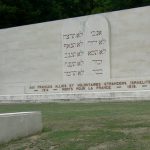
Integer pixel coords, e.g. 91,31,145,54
0,112,42,143
0,6,150,102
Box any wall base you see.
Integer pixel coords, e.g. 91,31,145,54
0,90,150,103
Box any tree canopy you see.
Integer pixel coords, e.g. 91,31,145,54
0,0,150,29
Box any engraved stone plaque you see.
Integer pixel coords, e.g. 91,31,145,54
84,15,110,82
62,19,85,83
62,15,110,83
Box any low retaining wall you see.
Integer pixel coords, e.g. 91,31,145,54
0,112,42,144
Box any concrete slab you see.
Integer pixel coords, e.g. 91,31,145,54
0,111,42,144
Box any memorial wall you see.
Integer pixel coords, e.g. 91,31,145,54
0,6,150,102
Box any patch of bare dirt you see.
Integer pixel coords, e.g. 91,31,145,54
88,140,126,150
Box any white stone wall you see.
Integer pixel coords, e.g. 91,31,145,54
0,6,150,101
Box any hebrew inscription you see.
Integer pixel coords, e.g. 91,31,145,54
62,15,110,83
62,20,85,83
84,16,110,81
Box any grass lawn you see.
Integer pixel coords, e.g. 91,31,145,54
0,101,150,150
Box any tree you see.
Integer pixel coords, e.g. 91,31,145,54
0,0,150,29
